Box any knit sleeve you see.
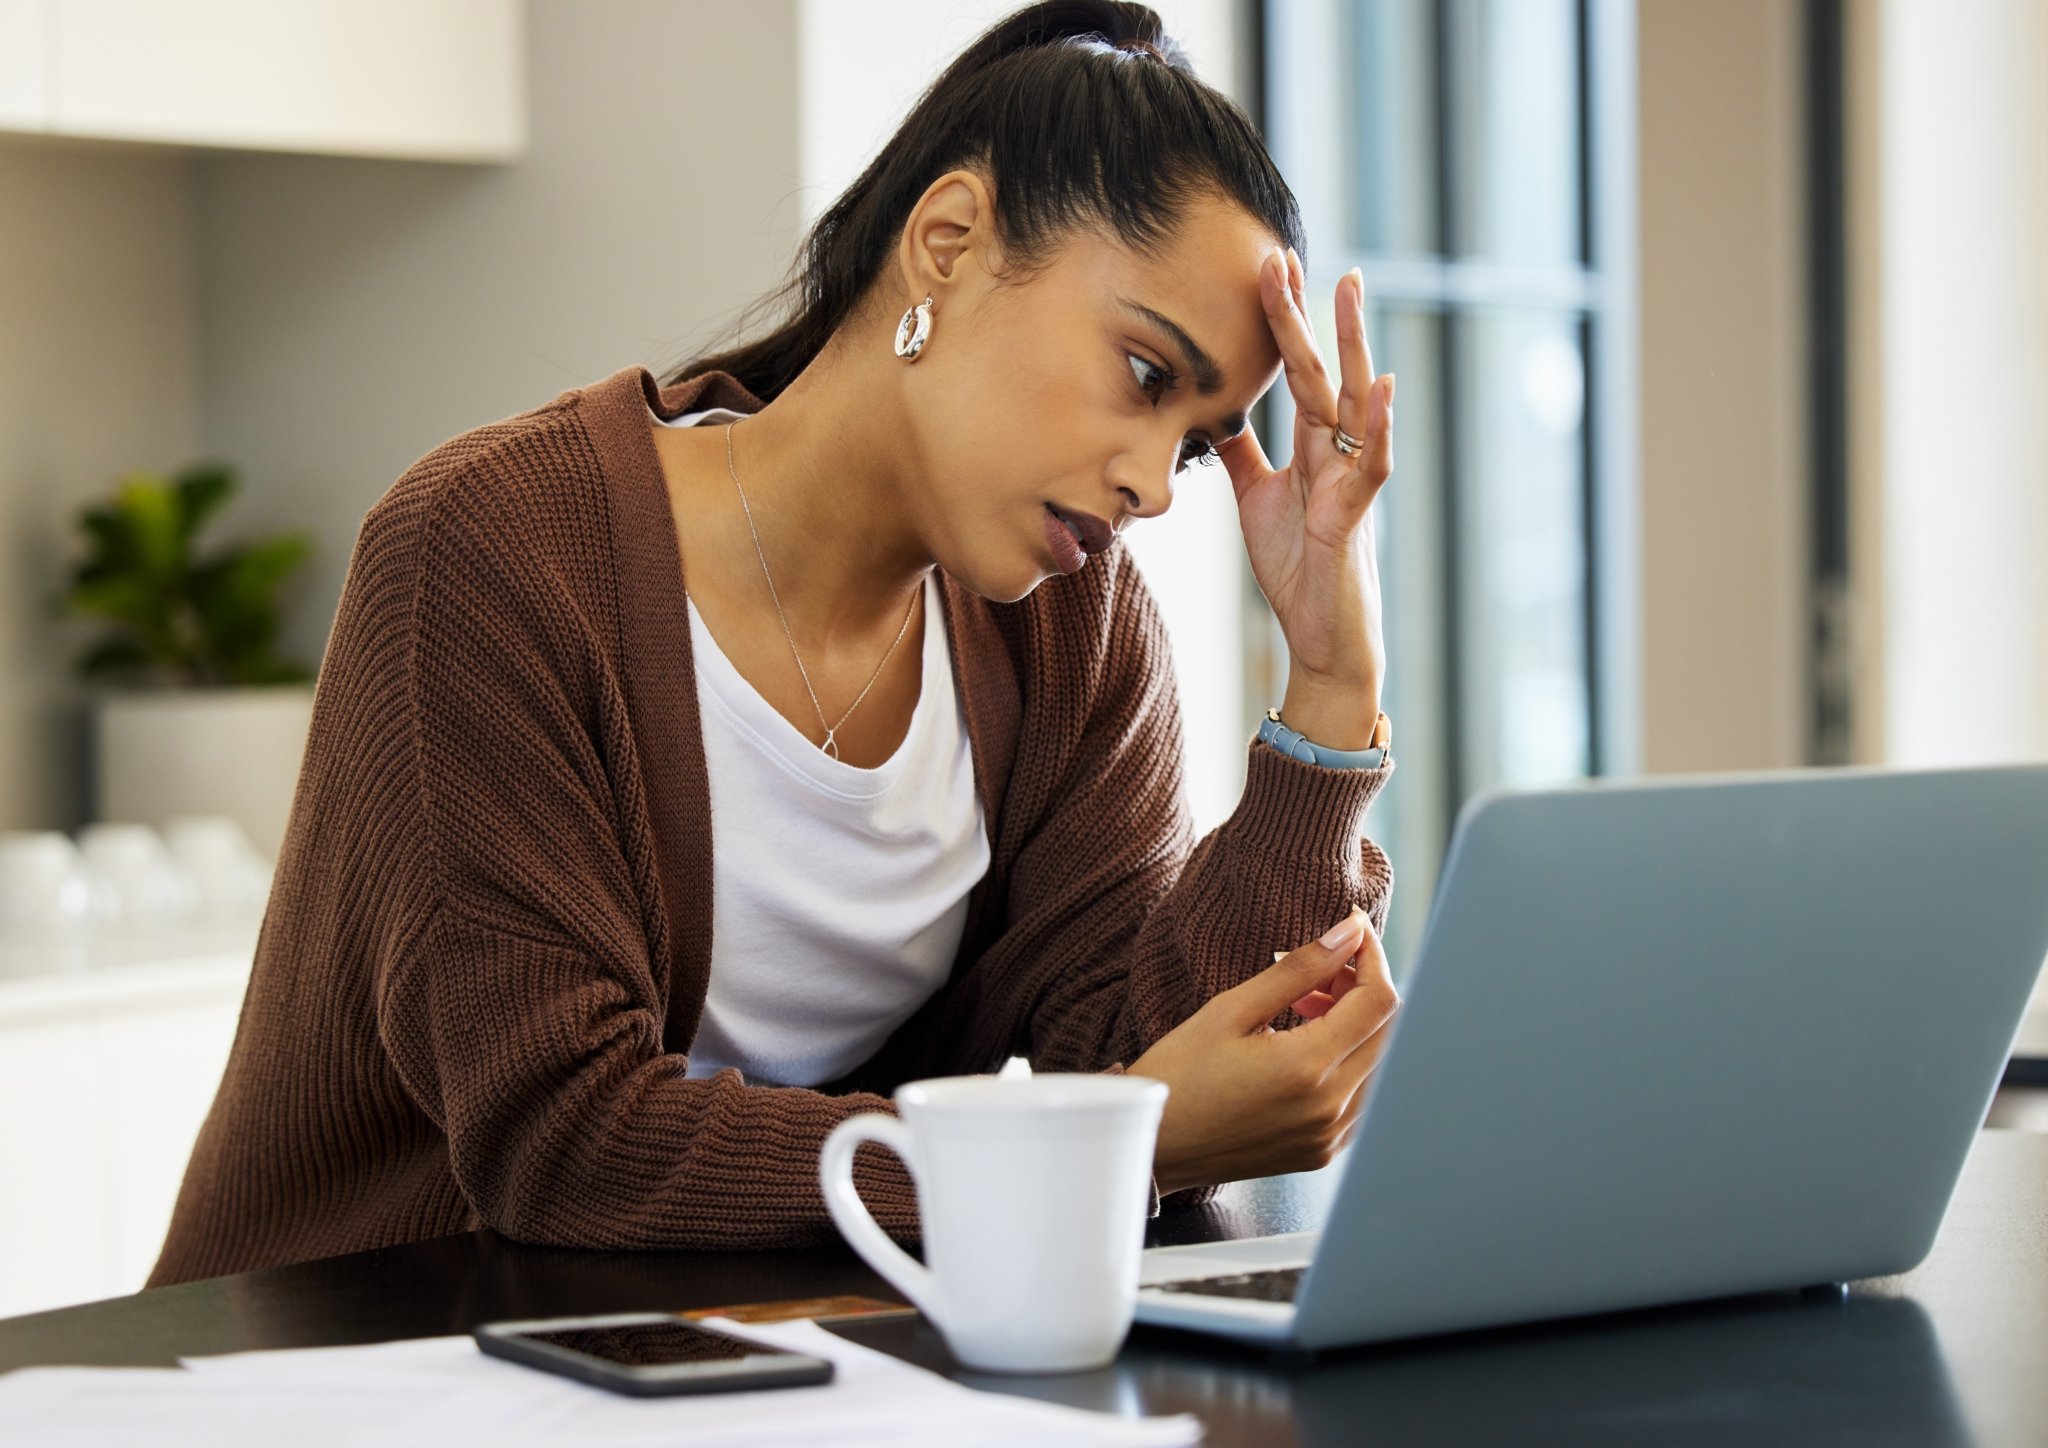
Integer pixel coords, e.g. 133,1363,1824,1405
377,481,919,1249
990,552,1394,1078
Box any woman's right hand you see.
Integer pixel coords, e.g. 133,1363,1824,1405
1128,908,1400,1195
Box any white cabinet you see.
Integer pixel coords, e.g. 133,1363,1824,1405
2,0,524,161
0,947,250,1318
0,0,50,129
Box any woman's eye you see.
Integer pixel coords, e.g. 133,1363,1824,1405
1127,352,1168,398
1127,353,1215,471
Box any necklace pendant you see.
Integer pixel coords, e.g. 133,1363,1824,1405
821,729,840,761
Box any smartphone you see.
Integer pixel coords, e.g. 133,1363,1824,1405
474,1312,834,1397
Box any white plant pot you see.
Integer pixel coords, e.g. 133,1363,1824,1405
94,685,316,861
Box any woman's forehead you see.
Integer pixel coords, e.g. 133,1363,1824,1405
1063,211,1284,397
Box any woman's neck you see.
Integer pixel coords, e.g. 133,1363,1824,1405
712,342,934,648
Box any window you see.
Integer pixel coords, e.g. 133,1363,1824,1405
1256,0,1638,965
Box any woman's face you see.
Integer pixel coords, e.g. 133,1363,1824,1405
893,181,1286,603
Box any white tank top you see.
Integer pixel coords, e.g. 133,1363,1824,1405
653,403,990,1087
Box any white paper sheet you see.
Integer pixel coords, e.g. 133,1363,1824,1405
0,1317,1203,1448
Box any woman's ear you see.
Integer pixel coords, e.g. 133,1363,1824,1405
895,168,1000,307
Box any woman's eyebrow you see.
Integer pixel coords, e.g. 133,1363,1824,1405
1115,296,1225,395
1114,295,1247,440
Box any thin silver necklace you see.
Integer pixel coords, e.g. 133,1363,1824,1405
722,420,920,762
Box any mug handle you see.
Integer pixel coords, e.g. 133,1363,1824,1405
820,1113,939,1323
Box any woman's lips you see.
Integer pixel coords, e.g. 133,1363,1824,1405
1043,504,1087,574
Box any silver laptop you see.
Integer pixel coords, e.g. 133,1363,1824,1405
1136,765,2048,1350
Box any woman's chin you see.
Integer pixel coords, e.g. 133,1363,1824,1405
939,552,1051,606
971,575,1045,606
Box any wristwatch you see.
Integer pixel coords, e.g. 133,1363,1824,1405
1257,707,1392,770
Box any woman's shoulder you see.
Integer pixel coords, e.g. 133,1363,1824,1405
361,388,593,546
327,384,659,692
358,364,729,568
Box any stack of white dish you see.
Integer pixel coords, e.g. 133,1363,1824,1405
0,818,271,973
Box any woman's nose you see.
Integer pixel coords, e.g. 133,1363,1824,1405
1110,452,1177,521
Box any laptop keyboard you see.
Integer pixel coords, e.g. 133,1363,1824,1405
1149,1266,1305,1303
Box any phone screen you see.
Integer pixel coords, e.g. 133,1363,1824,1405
513,1319,800,1368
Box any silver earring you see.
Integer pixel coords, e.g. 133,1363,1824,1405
893,294,935,360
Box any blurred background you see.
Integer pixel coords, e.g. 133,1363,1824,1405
0,0,2042,1317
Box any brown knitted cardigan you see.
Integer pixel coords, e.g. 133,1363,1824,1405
147,364,1392,1289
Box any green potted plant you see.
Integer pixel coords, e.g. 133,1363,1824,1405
58,462,316,860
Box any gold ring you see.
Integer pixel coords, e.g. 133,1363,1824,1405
1332,424,1365,457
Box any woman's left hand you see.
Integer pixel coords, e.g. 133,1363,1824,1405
1217,246,1394,747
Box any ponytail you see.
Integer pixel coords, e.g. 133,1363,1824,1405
664,0,1304,404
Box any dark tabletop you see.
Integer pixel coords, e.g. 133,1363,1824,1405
5,1131,2046,1446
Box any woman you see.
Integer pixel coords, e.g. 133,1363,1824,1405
149,0,1402,1287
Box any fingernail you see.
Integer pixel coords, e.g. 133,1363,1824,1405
1320,910,1366,948
1384,373,1397,406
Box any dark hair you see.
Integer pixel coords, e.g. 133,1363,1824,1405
663,0,1306,403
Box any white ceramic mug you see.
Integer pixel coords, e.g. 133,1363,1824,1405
78,823,199,931
820,1072,1167,1374
163,816,272,921
0,832,95,938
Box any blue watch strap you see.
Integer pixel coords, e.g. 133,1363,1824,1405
1257,708,1391,770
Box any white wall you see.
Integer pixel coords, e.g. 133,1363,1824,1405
1635,0,1809,774
0,138,201,828
796,0,1258,832
1852,0,2048,767
1636,0,2048,775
